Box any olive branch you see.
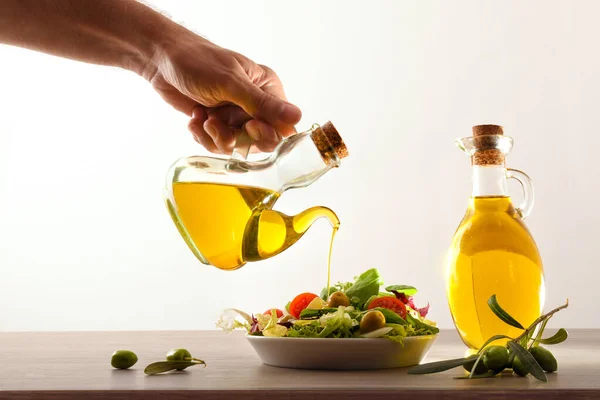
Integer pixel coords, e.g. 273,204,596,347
407,295,569,382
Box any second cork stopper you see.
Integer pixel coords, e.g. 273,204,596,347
470,124,506,166
472,124,504,137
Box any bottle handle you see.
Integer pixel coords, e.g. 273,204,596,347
506,168,534,219
231,129,252,161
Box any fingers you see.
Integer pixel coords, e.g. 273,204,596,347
251,65,300,139
191,127,220,154
206,105,252,128
188,107,220,154
244,119,280,152
204,117,235,153
200,105,281,153
223,76,302,138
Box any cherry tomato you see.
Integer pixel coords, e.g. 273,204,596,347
289,293,319,319
263,308,284,318
368,296,407,319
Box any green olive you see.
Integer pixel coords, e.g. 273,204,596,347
483,346,510,371
111,350,138,369
328,291,350,308
166,348,192,370
512,356,528,377
530,346,558,373
166,348,192,361
507,349,514,369
360,310,386,333
463,358,488,375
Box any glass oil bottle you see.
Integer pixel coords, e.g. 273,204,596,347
165,122,348,271
446,124,545,349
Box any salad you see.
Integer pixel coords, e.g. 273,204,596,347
217,268,439,343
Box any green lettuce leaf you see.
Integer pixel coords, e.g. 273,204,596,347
370,307,407,325
288,322,321,338
406,313,439,335
384,323,409,344
345,268,383,307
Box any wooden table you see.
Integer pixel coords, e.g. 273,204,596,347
1,329,598,399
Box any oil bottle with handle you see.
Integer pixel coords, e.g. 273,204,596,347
446,124,545,350
165,121,348,271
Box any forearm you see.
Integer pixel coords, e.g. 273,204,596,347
0,0,183,77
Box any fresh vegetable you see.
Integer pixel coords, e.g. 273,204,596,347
367,296,407,319
216,268,437,343
344,268,382,307
263,309,284,318
385,285,417,296
387,288,430,318
289,293,319,319
372,307,407,325
299,308,339,319
360,310,386,333
327,291,350,307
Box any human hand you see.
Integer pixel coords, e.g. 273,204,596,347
145,31,302,154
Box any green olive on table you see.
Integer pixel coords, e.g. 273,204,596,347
111,350,138,369
463,358,488,374
530,346,558,373
483,345,510,372
512,356,528,377
166,348,192,370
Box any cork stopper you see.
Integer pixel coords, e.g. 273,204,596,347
311,121,348,165
472,124,504,137
471,124,505,166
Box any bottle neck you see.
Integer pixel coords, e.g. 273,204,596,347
471,165,508,197
272,132,337,192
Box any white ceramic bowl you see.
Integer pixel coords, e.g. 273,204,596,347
246,334,439,370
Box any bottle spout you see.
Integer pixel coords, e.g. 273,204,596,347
241,206,339,263
292,206,340,234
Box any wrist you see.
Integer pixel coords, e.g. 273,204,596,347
121,4,188,80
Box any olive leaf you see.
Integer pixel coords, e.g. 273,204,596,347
477,334,513,353
455,369,503,379
538,328,568,345
520,335,529,348
531,317,551,348
469,348,489,379
385,285,417,296
488,295,525,330
144,360,206,375
407,355,476,375
507,342,547,382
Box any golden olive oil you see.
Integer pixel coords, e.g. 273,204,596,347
447,196,545,349
169,182,339,271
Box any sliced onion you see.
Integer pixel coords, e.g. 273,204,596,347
361,327,393,338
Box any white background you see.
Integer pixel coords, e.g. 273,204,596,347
1,0,598,332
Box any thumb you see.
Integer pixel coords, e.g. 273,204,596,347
224,77,302,133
